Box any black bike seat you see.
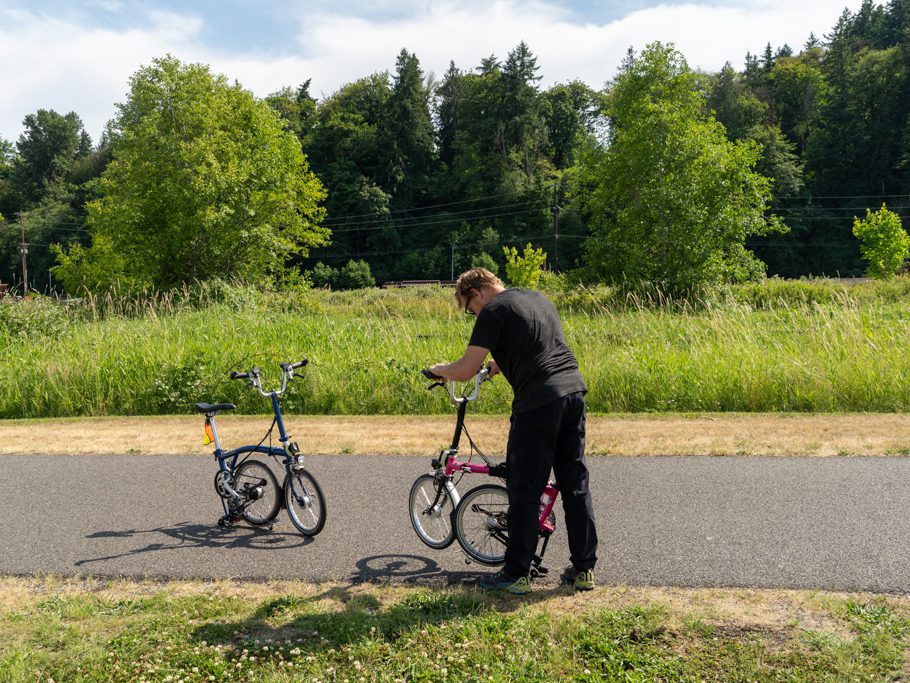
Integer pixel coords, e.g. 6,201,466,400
193,402,237,414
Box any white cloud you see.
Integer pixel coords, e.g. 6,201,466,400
0,0,863,144
0,7,204,142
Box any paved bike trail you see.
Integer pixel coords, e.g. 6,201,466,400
1,454,908,593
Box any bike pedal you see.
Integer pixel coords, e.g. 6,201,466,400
535,564,550,576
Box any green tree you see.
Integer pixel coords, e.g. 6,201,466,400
381,49,435,206
709,62,768,140
747,124,804,197
434,61,463,168
265,80,318,146
503,242,546,288
852,204,910,278
54,56,328,293
0,138,20,222
470,251,499,275
768,54,825,154
306,73,394,268
577,43,782,292
543,81,598,168
12,109,91,203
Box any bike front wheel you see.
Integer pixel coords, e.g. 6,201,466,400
284,468,327,536
408,474,456,549
454,483,509,565
234,459,281,525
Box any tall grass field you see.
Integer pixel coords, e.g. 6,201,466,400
2,278,910,418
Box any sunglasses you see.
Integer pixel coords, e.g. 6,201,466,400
463,291,476,315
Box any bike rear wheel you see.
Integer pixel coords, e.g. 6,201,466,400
409,474,456,549
454,483,509,565
284,468,327,536
234,459,281,525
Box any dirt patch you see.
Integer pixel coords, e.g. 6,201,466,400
1,413,909,457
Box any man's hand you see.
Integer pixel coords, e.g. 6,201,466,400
429,346,490,382
486,360,501,378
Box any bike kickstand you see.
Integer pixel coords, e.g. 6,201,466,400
530,536,551,577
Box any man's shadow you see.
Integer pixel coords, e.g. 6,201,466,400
190,551,569,662
75,520,312,567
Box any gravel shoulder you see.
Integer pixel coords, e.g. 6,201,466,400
1,412,908,457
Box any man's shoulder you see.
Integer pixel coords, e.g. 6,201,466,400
490,288,544,306
490,288,552,312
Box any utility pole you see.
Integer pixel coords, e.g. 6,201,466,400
551,181,560,273
18,214,28,295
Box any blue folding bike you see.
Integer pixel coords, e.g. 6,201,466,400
195,359,326,536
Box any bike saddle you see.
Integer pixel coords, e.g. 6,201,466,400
193,402,237,414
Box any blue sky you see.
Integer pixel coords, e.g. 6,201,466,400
1,0,863,144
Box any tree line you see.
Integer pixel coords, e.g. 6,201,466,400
0,0,908,294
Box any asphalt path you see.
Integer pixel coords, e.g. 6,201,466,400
1,454,908,593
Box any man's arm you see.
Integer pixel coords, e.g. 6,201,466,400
430,345,489,382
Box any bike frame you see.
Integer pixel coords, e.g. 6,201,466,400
209,390,293,472
428,368,559,534
204,362,309,518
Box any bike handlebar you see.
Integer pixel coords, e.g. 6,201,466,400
231,360,307,397
422,366,491,405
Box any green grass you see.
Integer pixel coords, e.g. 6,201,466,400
3,278,910,417
2,581,909,682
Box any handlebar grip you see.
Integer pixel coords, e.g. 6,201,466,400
230,371,250,380
291,359,308,369
421,368,443,380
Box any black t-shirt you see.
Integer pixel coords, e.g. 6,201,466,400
468,289,586,414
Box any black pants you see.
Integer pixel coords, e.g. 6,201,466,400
503,391,598,577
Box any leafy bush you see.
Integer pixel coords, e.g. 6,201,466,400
337,259,375,289
308,262,338,289
503,243,547,288
852,205,910,279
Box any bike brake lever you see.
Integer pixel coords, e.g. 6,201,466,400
427,381,445,391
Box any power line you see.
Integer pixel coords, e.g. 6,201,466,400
770,206,909,212
329,204,550,234
774,214,908,221
318,184,557,224
323,197,550,230
776,194,910,200
307,233,559,262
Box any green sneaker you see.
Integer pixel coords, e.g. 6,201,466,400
560,566,595,591
478,570,533,595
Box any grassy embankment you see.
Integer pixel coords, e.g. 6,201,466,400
2,577,910,682
2,277,910,419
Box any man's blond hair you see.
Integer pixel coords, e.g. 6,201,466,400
455,268,504,308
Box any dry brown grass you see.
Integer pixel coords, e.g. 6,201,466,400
0,413,909,457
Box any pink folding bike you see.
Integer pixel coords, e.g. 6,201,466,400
408,367,557,577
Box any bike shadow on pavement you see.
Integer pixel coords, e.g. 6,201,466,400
74,520,313,567
191,553,570,659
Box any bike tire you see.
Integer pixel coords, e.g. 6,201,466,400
454,483,509,565
284,468,327,536
234,459,282,525
408,474,457,549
